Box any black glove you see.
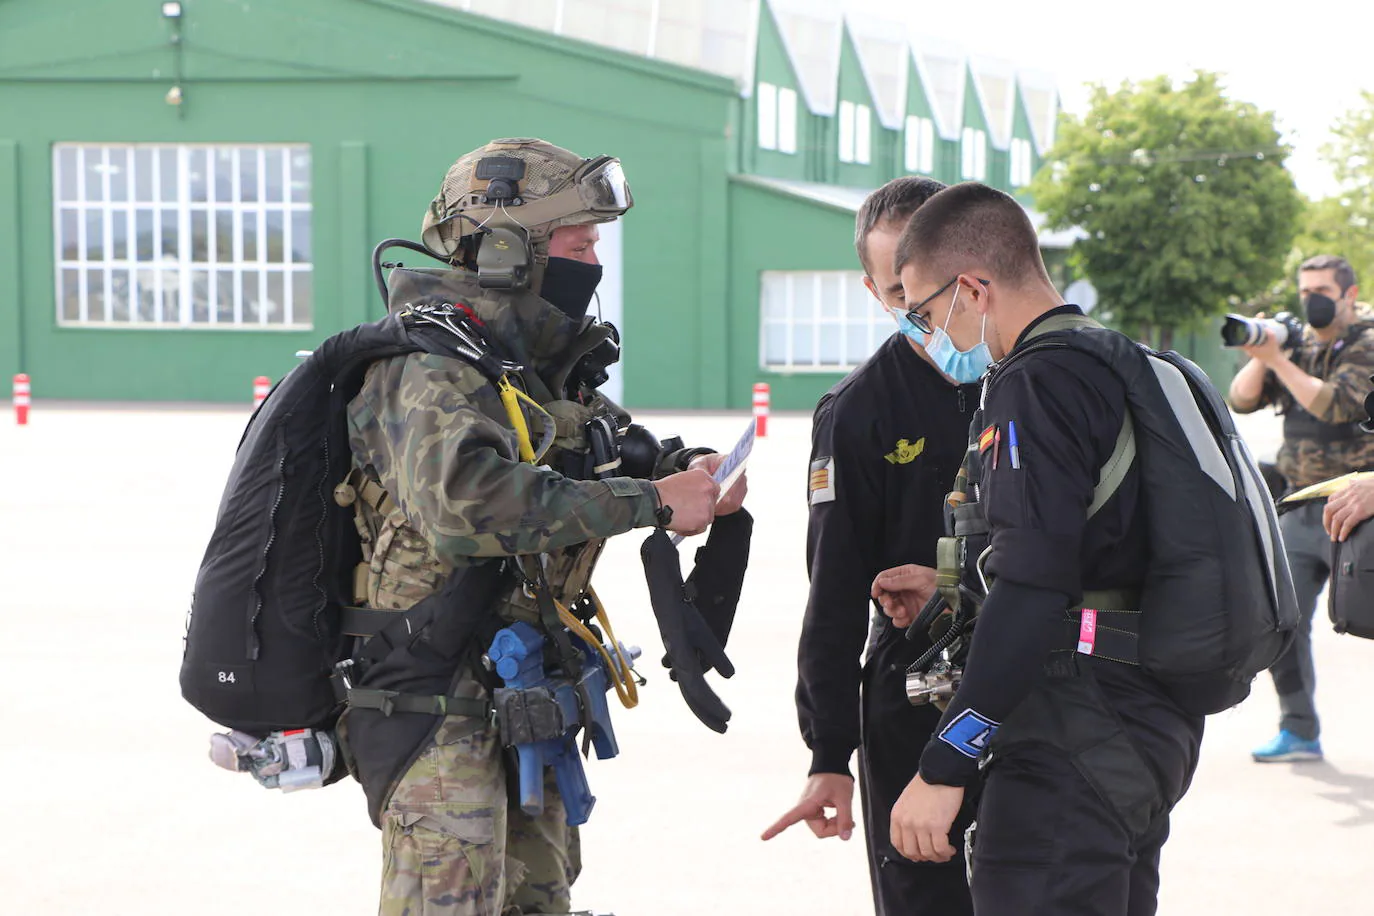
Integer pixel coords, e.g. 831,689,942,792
640,529,734,733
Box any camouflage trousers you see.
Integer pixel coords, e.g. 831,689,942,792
378,674,581,916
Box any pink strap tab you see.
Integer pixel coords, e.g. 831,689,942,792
1077,609,1098,656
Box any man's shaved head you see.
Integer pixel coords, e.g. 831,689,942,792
893,182,1049,287
855,177,947,273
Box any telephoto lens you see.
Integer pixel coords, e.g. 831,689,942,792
1220,311,1303,349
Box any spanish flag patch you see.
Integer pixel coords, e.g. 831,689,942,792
978,424,997,453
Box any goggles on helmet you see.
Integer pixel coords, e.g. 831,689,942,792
574,157,633,214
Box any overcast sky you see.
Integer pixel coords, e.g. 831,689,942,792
850,0,1368,199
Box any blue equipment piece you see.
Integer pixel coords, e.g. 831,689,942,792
486,621,621,826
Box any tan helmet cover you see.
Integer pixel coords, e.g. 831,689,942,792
420,138,633,259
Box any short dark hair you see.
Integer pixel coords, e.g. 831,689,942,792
893,182,1047,285
855,177,947,273
1299,254,1357,293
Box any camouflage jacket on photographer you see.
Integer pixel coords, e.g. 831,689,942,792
1237,305,1374,489
346,268,696,621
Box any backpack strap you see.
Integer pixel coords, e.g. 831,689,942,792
1023,311,1104,340
1016,311,1137,521
1088,412,1136,522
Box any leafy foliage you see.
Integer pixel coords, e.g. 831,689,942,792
1246,93,1374,315
1032,72,1301,343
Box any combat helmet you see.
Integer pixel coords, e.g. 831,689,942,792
420,138,633,292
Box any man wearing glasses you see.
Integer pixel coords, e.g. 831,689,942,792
763,177,977,915
873,183,1203,915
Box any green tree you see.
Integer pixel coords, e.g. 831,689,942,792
1245,196,1374,316
1245,93,1374,315
1032,72,1301,348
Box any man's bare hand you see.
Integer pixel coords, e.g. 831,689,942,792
652,469,719,536
1324,477,1374,542
890,773,964,863
1239,313,1286,366
761,773,856,841
871,564,937,628
688,452,748,516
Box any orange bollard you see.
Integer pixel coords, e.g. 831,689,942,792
752,382,770,438
253,376,271,409
13,374,30,426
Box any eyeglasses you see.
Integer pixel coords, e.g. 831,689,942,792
904,277,990,335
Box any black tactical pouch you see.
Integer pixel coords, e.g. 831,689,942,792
338,561,509,827
1329,522,1374,639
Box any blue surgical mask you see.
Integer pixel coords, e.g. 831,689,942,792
889,307,929,346
926,286,992,383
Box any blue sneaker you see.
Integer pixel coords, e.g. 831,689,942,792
1251,730,1323,763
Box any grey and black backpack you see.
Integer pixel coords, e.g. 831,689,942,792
1008,314,1300,716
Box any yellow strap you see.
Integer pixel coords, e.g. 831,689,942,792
503,380,636,708
498,376,538,463
551,589,640,710
497,374,556,465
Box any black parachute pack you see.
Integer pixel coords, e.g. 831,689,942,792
934,313,1297,714
1000,314,1300,715
179,309,492,737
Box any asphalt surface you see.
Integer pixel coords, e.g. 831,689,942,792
2,402,1368,915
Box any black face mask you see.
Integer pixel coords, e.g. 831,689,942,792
540,257,603,323
1304,292,1339,329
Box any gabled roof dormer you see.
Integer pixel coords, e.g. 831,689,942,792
766,0,844,116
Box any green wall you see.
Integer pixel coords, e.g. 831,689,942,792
0,0,1066,409
831,31,888,190
726,178,867,412
740,1,810,183
0,0,735,404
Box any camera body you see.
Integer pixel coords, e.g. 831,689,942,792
1220,311,1304,350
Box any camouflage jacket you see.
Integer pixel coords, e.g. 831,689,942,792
1236,311,1374,489
347,268,675,619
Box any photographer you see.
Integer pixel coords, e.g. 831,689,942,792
1229,254,1374,763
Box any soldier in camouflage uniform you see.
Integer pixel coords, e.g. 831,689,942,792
1230,254,1374,763
338,138,744,916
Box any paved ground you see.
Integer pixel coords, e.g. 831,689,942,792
1,402,1369,915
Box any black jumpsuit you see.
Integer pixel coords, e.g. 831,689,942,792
797,332,979,915
916,306,1206,915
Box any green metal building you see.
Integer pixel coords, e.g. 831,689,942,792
0,0,1068,410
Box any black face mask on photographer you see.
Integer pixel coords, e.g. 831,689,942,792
540,257,603,323
1303,291,1340,329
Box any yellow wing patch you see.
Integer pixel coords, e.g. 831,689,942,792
884,437,926,465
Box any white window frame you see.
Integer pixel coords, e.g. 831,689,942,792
854,104,872,165
757,82,779,151
904,116,920,172
905,116,936,173
53,143,313,330
778,86,798,155
838,100,856,163
961,127,987,180
1010,137,1034,187
759,270,890,372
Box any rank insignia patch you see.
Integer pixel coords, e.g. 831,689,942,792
809,456,836,506
884,437,925,465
